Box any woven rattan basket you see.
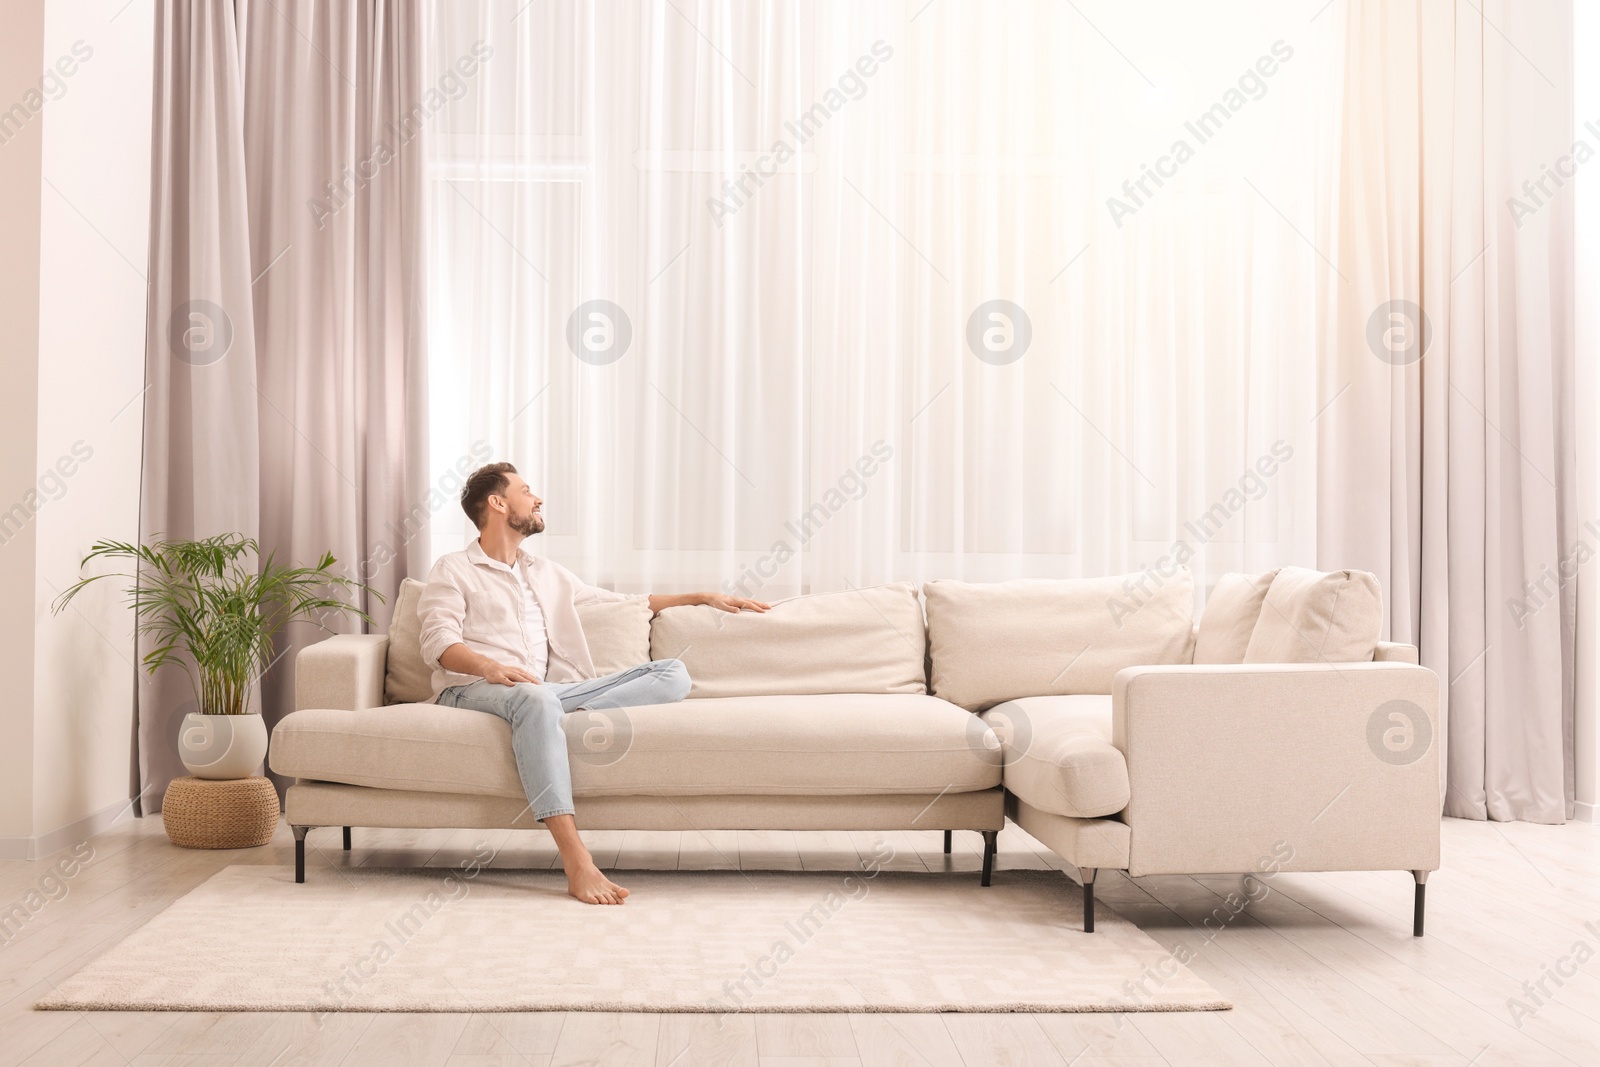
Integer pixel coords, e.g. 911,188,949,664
162,776,279,849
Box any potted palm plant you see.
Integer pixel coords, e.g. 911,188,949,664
53,534,377,780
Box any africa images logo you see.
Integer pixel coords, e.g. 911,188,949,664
1366,699,1432,766
966,300,1032,365
565,300,633,365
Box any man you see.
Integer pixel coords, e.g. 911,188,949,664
417,462,769,905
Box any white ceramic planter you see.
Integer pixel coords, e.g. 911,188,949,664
179,712,268,780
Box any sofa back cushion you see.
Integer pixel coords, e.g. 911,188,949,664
383,576,656,703
924,571,1195,711
1242,566,1382,663
1193,570,1279,664
649,582,927,698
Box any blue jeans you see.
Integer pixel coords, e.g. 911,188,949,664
437,660,691,822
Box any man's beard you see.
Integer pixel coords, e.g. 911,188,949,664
509,512,544,537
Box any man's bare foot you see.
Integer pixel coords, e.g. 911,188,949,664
543,814,628,904
565,860,630,905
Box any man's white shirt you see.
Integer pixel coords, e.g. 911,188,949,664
512,564,551,680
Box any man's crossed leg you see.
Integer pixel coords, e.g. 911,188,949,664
438,658,692,904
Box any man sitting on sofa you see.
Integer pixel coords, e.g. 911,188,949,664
417,462,769,905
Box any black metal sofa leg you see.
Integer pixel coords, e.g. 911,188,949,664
292,824,310,883
980,830,997,886
343,826,352,851
943,830,952,854
1412,870,1428,937
1079,867,1097,932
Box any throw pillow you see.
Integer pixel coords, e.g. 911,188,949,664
1242,566,1383,663
1193,570,1279,664
384,577,433,703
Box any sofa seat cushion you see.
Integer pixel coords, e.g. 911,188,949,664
981,695,1129,819
270,693,1000,799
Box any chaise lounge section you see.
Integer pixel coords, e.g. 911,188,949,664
935,568,1441,934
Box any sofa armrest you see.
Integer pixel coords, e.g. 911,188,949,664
1112,662,1439,877
1374,641,1418,664
295,634,391,711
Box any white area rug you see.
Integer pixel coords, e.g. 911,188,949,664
38,864,1228,1014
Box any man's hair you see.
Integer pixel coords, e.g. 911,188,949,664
461,462,517,530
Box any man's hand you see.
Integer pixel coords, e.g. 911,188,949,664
441,643,541,686
482,661,541,686
701,593,771,613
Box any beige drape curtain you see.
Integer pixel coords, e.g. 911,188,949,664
1420,0,1577,824
1319,0,1576,822
139,0,429,809
139,0,262,807
241,1,432,772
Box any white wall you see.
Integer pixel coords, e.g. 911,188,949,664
0,0,153,859
31,0,154,847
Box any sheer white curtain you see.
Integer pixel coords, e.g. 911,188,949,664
421,0,1332,602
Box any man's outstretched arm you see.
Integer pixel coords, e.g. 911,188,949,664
562,560,769,616
648,592,770,615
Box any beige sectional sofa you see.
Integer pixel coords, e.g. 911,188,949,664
270,566,1442,934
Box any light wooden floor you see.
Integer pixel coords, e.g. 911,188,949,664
1,815,1597,1067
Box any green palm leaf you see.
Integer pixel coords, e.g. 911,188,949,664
52,533,382,715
